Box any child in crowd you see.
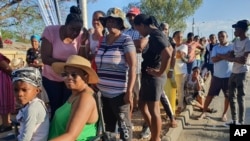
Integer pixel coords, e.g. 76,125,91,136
184,67,217,113
12,67,50,141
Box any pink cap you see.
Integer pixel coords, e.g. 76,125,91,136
126,7,141,17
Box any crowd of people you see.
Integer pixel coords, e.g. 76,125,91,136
0,5,250,141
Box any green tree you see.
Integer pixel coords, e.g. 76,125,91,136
125,0,203,34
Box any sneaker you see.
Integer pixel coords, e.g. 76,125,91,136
140,125,151,139
224,120,238,127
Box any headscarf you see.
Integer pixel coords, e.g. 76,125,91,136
30,35,41,42
11,67,42,87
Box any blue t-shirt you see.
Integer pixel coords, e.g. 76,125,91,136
211,43,233,78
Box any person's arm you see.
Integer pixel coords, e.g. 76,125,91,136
195,76,203,91
41,38,64,66
124,50,137,104
0,60,12,75
167,46,176,78
50,92,98,141
78,28,89,58
146,46,173,77
133,37,148,53
78,42,90,59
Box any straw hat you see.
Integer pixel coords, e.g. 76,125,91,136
52,55,99,84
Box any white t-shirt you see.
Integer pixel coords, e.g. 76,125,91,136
175,44,188,74
232,37,250,73
89,33,100,55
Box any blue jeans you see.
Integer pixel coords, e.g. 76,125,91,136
228,72,250,124
42,76,71,119
187,60,196,74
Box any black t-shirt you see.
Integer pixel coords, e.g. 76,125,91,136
141,29,170,74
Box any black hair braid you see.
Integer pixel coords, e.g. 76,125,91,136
65,6,83,25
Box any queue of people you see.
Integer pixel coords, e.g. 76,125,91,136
0,4,250,141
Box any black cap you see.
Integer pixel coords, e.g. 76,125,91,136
232,20,250,30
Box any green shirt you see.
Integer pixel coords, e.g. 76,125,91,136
48,102,97,140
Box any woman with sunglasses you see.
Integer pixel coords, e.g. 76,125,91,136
49,55,99,141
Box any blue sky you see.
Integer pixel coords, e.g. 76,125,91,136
61,0,250,40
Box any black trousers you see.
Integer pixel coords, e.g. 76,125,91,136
102,94,132,141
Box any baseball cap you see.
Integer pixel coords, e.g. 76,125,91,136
232,20,250,30
126,7,141,17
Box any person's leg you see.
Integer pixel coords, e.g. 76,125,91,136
139,100,151,128
236,73,249,124
228,74,237,124
42,77,65,119
101,96,117,132
186,62,193,74
199,76,220,118
131,73,141,118
160,92,177,128
147,101,162,141
0,114,11,126
112,94,132,141
175,73,186,113
221,78,230,122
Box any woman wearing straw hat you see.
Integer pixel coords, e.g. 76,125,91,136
48,55,99,141
96,7,136,141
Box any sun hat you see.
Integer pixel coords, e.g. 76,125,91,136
232,20,250,30
126,7,141,17
11,58,24,69
12,67,42,87
52,55,99,84
99,7,127,30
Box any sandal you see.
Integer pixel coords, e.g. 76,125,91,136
0,125,12,133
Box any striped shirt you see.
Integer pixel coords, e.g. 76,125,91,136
123,28,143,74
95,33,136,98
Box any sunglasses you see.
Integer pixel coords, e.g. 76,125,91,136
61,72,79,79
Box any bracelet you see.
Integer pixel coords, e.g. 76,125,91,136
80,45,86,48
169,69,174,72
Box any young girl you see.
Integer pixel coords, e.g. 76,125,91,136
12,67,50,141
